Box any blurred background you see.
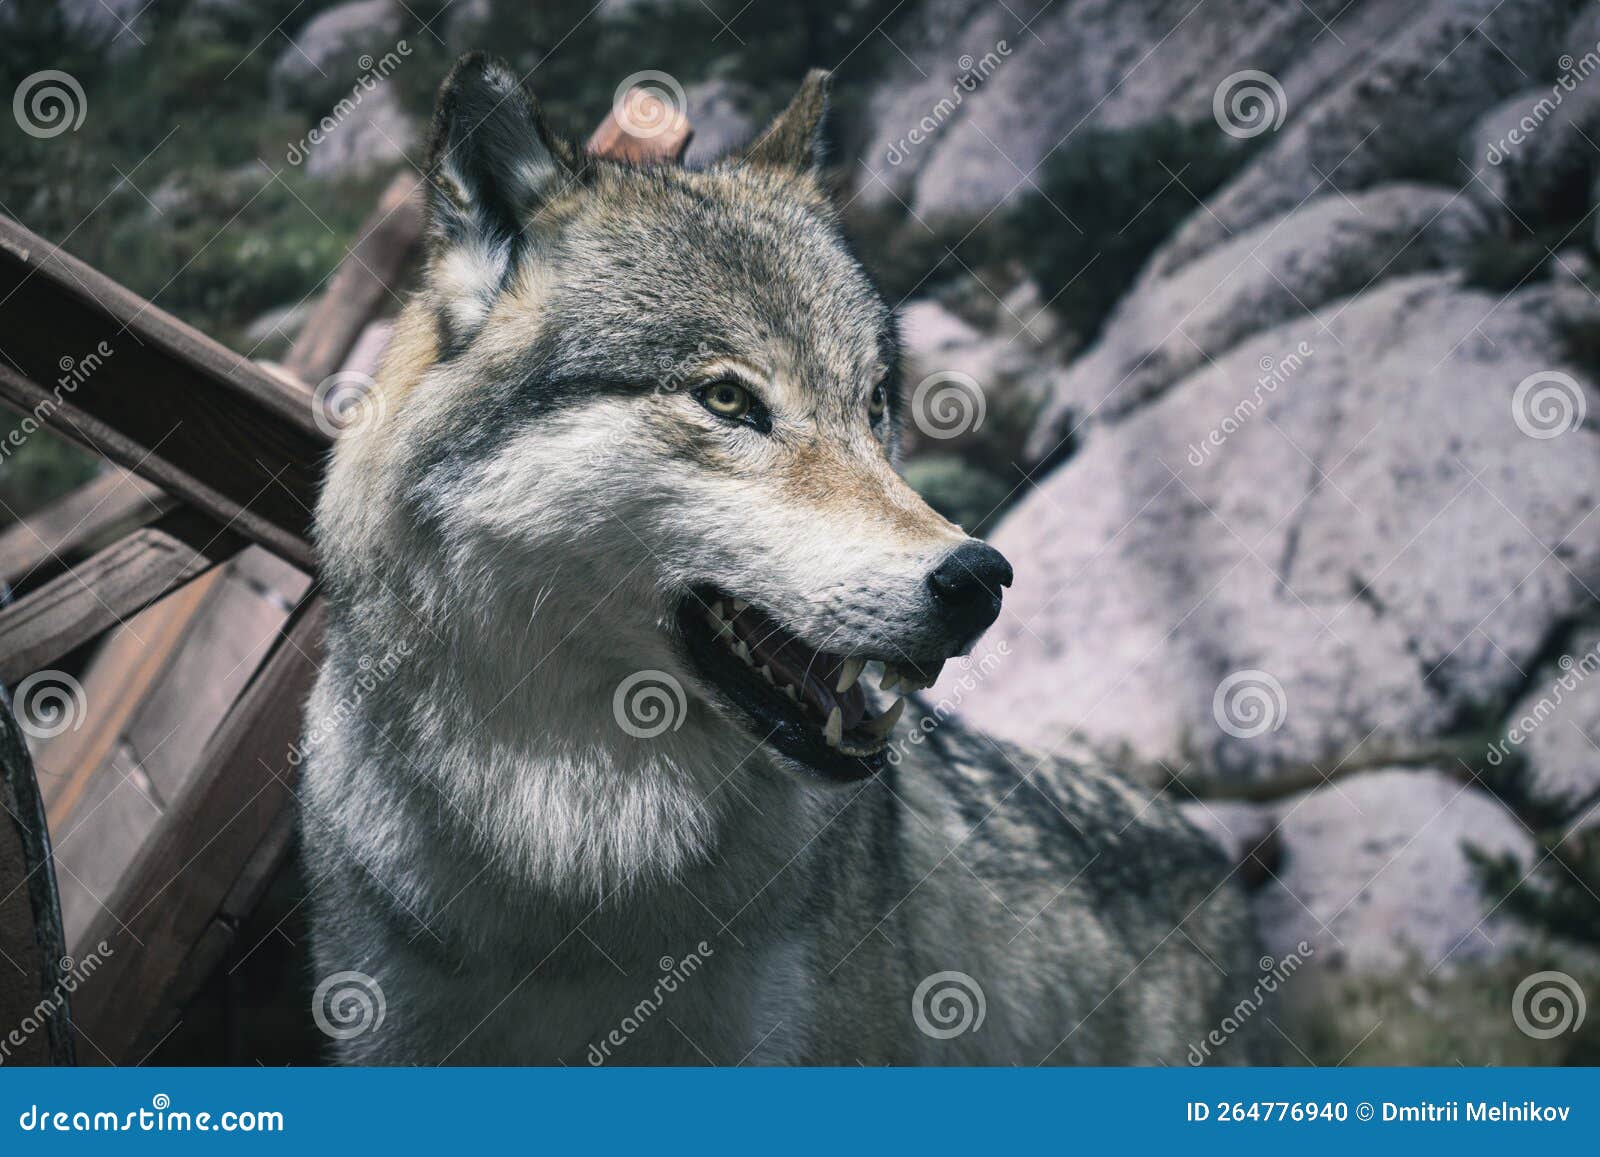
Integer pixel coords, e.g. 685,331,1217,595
3,0,1600,1065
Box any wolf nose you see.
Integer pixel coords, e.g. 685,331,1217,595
927,542,1013,641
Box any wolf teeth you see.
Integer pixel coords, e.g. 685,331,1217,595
879,663,902,693
860,697,905,737
836,657,865,693
759,664,775,685
824,706,843,747
732,640,751,664
730,598,749,614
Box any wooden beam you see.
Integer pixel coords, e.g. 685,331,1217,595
0,468,171,593
283,172,425,386
69,597,325,1064
0,217,329,569
0,509,243,685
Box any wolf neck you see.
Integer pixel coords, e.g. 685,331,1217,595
339,570,807,912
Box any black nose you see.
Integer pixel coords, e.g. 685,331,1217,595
926,542,1013,642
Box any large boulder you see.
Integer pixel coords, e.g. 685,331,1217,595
271,0,403,112
1028,184,1494,447
948,276,1600,796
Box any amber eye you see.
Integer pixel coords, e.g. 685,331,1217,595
700,380,752,420
868,382,888,422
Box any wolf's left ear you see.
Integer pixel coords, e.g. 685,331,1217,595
740,69,831,175
424,53,575,257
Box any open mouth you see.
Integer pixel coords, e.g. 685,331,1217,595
676,589,943,782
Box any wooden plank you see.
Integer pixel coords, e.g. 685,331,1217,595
0,469,171,593
46,549,308,947
0,217,329,569
69,597,324,1064
586,87,695,164
0,509,243,685
282,172,424,385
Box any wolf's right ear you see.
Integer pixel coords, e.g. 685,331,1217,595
423,53,575,259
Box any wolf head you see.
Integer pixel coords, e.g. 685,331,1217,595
321,55,1011,786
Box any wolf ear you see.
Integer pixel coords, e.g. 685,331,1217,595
423,53,574,257
740,69,831,174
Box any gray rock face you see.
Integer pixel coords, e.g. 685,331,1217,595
1028,185,1495,448
1496,625,1600,811
954,276,1600,795
1253,769,1537,972
271,0,403,109
300,82,415,178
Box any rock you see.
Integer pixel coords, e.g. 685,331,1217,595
1029,184,1494,448
855,0,1410,221
1466,81,1600,223
683,79,755,167
299,82,415,179
1254,769,1536,972
1153,0,1581,278
947,276,1600,795
271,0,402,111
1496,624,1600,812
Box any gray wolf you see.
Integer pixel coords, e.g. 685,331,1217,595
302,53,1263,1064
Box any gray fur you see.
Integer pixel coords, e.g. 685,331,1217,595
303,56,1266,1065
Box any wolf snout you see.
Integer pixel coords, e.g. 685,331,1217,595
926,541,1013,648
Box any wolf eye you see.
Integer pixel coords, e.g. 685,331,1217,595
868,382,888,422
697,380,752,421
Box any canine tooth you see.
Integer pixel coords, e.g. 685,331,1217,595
824,706,843,747
759,665,775,685
862,697,905,736
836,657,865,693
879,663,903,693
732,640,751,664
784,684,800,703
